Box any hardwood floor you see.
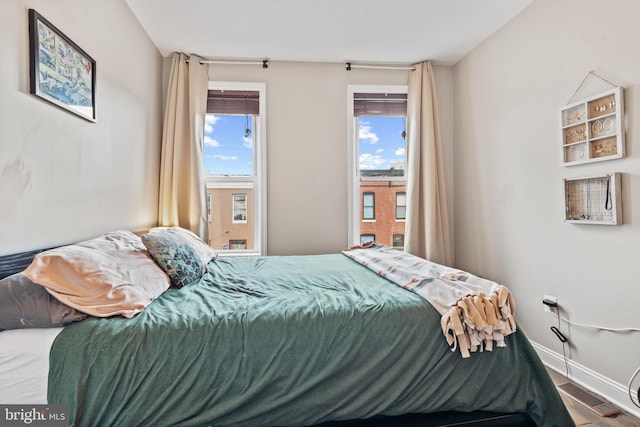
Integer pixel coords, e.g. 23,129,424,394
547,368,640,427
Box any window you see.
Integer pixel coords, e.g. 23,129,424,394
396,192,406,220
348,85,408,248
205,82,266,255
360,234,376,245
232,194,247,223
229,239,247,250
393,234,404,249
362,192,375,220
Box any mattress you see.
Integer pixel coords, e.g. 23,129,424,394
0,327,63,404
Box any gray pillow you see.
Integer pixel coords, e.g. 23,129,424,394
0,273,87,331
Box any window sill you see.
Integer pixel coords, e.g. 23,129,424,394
214,250,261,258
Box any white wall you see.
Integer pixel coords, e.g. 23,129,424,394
454,0,640,412
201,61,454,256
0,0,163,255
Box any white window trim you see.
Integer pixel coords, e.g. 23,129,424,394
347,84,408,247
206,81,267,256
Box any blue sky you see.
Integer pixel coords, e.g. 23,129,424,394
358,116,406,171
203,114,406,175
203,114,253,175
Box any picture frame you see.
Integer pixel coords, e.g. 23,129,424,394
28,9,96,123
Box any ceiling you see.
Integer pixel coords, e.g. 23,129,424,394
125,0,532,66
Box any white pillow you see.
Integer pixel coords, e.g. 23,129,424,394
23,230,170,318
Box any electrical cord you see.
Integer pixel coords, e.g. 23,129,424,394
629,366,640,408
550,307,571,377
547,306,640,407
548,309,640,333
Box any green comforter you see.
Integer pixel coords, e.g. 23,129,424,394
48,254,573,427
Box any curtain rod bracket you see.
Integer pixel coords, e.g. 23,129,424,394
346,62,352,71
262,59,269,69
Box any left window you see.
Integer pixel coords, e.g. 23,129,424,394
204,82,266,255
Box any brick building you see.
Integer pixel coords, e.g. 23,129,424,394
206,187,254,251
206,170,406,251
359,168,406,249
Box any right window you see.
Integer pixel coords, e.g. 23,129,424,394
348,86,407,249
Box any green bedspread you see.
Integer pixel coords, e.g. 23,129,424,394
48,254,573,427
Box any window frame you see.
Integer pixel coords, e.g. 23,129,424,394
229,239,247,250
232,193,248,224
360,234,376,245
396,191,407,221
205,81,267,256
347,84,408,247
362,191,375,221
393,234,404,249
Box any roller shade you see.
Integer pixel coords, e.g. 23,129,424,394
207,90,259,115
354,93,407,117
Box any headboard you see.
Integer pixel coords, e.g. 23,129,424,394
0,247,54,280
0,230,146,280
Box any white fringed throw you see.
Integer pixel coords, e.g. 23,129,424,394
343,242,516,358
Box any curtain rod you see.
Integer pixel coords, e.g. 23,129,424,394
345,62,416,71
186,58,269,68
184,57,417,71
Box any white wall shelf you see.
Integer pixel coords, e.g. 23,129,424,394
563,173,621,225
561,87,625,166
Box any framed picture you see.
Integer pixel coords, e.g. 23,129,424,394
28,9,96,122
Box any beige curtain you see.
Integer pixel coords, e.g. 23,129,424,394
158,53,209,240
404,61,453,266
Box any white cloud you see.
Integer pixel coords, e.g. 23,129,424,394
359,122,379,144
204,136,220,147
208,154,238,161
242,136,253,148
204,115,220,133
359,153,387,170
395,147,405,156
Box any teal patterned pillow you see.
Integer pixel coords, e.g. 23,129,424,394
141,231,206,288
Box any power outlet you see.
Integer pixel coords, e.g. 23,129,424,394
543,295,557,312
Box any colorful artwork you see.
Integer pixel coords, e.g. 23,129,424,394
29,9,96,122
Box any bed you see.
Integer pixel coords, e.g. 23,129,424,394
0,229,574,427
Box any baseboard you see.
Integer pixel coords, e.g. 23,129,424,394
530,340,640,419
